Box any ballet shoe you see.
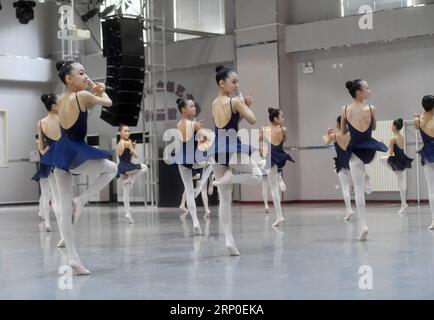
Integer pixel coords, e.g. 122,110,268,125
264,206,270,213
204,212,211,219
68,260,91,276
428,223,434,230
344,211,354,221
357,227,369,241
226,244,240,256
179,205,188,213
272,218,284,227
125,214,135,224
194,224,203,235
38,212,44,220
213,170,233,186
398,204,408,214
279,181,286,192
72,198,82,224
44,222,52,232
57,238,66,248
192,173,201,180
257,159,266,170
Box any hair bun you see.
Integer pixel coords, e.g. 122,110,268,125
56,60,66,72
176,98,183,105
215,65,225,73
345,81,353,90
268,107,275,114
41,94,48,103
398,118,403,124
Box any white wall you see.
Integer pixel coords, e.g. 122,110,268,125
286,36,434,200
0,1,58,203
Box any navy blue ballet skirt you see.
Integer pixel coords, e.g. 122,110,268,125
418,127,434,166
117,147,142,177
174,125,207,169
207,98,254,166
31,127,56,181
387,142,413,171
41,93,111,171
346,105,387,164
263,127,294,171
333,142,351,174
31,159,52,181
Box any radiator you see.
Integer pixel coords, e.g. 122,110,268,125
366,120,401,192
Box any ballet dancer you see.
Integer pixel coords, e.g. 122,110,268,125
116,124,148,224
259,108,294,227
323,115,354,220
379,119,413,214
174,98,211,235
32,95,63,238
340,79,387,241
42,60,117,275
208,65,262,255
414,95,434,229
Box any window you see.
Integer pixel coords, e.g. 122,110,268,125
341,0,415,17
174,0,225,41
0,110,8,167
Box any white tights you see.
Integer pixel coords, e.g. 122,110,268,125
266,166,284,227
213,153,262,186
337,169,353,217
423,163,434,228
178,165,202,235
349,154,369,240
39,178,52,231
54,159,117,274
120,164,148,219
262,176,269,211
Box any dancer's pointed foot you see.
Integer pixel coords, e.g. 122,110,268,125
57,238,66,248
204,210,211,219
213,170,233,186
344,211,354,221
38,211,44,220
428,222,434,230
278,176,286,192
357,226,369,241
179,205,188,213
257,159,266,170
272,218,284,227
364,174,372,194
264,206,270,213
226,244,240,256
194,224,203,235
72,197,83,224
398,204,408,214
69,260,90,275
125,214,134,224
44,221,52,232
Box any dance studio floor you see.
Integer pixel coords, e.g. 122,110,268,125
1,202,434,300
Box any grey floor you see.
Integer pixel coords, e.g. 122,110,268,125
1,202,434,299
